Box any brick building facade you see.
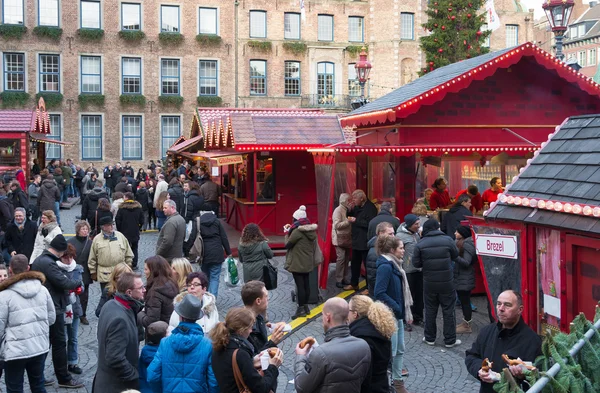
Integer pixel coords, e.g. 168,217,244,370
0,0,533,166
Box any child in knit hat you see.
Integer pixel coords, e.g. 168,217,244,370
138,321,168,393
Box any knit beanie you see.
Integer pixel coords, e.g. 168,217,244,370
293,205,307,220
456,226,472,239
49,235,68,252
404,214,418,228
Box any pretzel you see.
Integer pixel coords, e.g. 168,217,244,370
502,354,536,370
299,337,316,349
481,358,493,372
268,348,278,358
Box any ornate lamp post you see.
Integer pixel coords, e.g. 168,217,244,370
354,47,372,98
542,0,575,60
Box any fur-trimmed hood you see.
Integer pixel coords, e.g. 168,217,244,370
119,199,142,210
297,223,318,232
0,271,45,294
173,291,217,317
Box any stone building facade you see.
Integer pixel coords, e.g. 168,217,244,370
0,0,533,166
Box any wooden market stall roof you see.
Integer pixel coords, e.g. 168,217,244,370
486,114,600,234
341,43,600,129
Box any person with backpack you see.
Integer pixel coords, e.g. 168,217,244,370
198,211,231,297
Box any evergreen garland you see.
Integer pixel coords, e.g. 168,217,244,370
196,96,222,107
77,28,104,41
120,95,146,106
32,26,62,41
159,95,184,108
78,94,105,108
346,45,367,57
36,92,63,108
0,91,30,108
0,25,27,39
159,32,184,45
196,34,222,46
282,41,308,55
247,40,272,52
419,0,491,76
118,30,145,42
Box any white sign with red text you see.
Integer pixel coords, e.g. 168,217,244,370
475,234,518,259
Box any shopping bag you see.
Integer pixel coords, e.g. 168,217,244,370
262,262,278,290
225,256,240,287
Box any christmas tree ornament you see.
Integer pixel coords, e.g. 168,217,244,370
429,61,434,66
467,13,472,18
451,15,456,20
448,8,452,11
441,25,446,30
434,23,438,27
438,48,444,53
476,30,482,36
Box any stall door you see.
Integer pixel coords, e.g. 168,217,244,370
566,235,600,322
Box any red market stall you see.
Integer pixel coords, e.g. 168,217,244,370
476,114,600,334
326,42,600,293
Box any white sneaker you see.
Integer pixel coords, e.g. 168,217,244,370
422,337,435,346
445,340,462,348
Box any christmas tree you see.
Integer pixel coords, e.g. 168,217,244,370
419,0,491,76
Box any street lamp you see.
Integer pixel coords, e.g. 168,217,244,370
354,47,372,98
542,0,575,60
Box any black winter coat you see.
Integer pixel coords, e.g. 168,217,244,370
115,200,144,242
114,181,130,194
349,317,391,393
247,313,278,356
4,220,37,259
135,187,150,211
0,197,12,232
365,236,378,295
31,250,81,312
441,205,473,239
367,210,400,240
412,229,459,294
81,187,108,225
168,183,185,215
137,280,179,327
212,335,279,393
183,190,204,223
68,235,92,285
8,188,28,210
454,237,476,292
465,318,542,393
111,167,124,186
37,179,60,213
199,213,232,265
348,200,378,250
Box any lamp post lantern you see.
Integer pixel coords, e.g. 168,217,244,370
542,0,575,60
354,47,372,98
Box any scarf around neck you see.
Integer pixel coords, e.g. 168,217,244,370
383,253,414,323
56,259,77,272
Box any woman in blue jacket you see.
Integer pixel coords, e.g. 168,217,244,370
374,235,413,393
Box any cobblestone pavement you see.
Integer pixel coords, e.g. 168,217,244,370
2,207,488,392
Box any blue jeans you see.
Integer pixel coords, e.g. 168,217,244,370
390,319,405,381
65,316,79,365
54,201,61,226
201,262,223,297
4,353,47,393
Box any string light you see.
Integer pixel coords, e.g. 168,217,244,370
498,194,600,217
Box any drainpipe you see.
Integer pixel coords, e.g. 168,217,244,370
234,1,239,108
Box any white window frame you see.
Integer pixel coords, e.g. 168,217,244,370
80,0,101,29
121,2,141,31
505,24,518,47
284,12,300,40
198,7,218,35
589,49,597,66
249,10,266,38
318,14,333,41
579,50,587,67
2,0,24,25
38,0,59,27
400,13,414,40
160,4,180,33
348,16,364,42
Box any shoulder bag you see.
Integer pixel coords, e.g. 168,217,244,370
232,349,252,393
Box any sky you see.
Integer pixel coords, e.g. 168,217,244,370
521,0,590,19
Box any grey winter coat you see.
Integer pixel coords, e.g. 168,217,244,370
37,179,60,212
294,325,371,393
156,213,186,262
238,241,274,282
454,237,476,292
396,223,422,274
412,229,459,294
0,271,56,361
284,224,318,273
365,236,378,294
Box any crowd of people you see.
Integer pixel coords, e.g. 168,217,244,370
0,158,542,393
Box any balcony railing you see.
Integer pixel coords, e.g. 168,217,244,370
300,94,360,110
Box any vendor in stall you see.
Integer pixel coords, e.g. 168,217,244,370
456,185,483,214
481,177,503,206
429,178,452,210
416,188,433,210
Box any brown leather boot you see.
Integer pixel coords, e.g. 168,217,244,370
456,320,472,334
393,380,410,393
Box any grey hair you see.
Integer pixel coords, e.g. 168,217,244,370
163,199,177,209
14,207,26,215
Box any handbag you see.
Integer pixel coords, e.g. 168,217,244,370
262,261,278,290
90,211,98,237
232,349,252,393
313,239,324,266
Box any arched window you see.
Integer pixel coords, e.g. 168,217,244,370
317,62,335,102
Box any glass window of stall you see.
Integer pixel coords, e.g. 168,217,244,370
368,155,397,212
0,139,21,167
256,156,274,201
333,155,357,206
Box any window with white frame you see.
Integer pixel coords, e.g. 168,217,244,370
39,54,60,92
284,13,300,40
578,24,586,37
160,5,179,33
199,60,217,96
161,59,180,95
250,10,266,38
348,16,364,42
284,61,300,96
3,53,25,91
2,0,24,24
39,0,59,27
81,115,102,160
481,23,490,47
505,24,518,47
589,49,597,66
122,115,142,160
161,116,180,158
348,64,361,97
579,50,587,67
318,14,333,41
81,0,101,29
81,55,101,94
249,60,266,95
400,13,414,40
569,26,577,38
199,7,217,35
46,114,61,160
122,57,141,94
121,3,140,30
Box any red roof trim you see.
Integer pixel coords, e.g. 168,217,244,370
341,43,600,128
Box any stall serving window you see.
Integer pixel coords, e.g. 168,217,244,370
256,156,274,201
368,155,396,211
0,139,21,167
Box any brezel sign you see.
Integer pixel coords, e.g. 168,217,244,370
474,234,518,259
